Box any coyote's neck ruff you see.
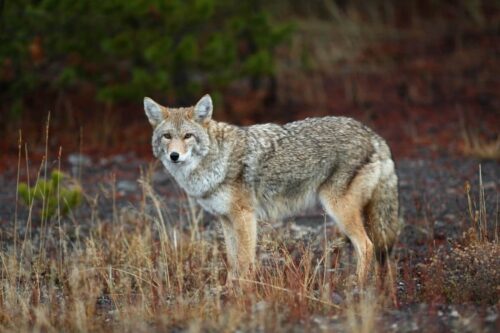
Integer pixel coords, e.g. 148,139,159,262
145,94,401,285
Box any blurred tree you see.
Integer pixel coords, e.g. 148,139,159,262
0,0,293,117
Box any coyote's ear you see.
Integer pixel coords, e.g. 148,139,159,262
144,97,164,127
194,94,213,123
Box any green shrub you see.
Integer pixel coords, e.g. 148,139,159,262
0,0,293,116
18,170,82,220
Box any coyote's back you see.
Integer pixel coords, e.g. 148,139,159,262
144,94,401,285
242,116,400,260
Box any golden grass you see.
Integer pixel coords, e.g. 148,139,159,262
460,112,500,160
461,133,500,161
3,121,497,331
1,131,393,331
423,166,499,305
0,182,389,331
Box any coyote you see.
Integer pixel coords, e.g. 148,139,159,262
144,94,400,285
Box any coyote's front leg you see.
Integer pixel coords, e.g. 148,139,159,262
220,207,257,287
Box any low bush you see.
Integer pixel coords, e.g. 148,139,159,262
18,170,82,220
424,228,499,305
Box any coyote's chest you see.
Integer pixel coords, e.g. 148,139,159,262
178,171,233,216
195,188,232,215
165,156,233,216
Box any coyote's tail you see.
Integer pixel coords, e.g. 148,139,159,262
364,174,401,264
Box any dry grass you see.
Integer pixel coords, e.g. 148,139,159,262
0,179,388,332
1,133,394,332
457,107,500,160
460,131,500,161
2,122,498,331
423,167,499,305
424,226,500,305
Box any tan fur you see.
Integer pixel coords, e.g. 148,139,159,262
168,139,187,155
318,161,381,285
218,189,257,287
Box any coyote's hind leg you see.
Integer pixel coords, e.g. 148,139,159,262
319,191,374,286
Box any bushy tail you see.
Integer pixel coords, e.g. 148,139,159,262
364,175,402,264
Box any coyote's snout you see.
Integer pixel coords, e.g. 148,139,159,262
144,94,401,286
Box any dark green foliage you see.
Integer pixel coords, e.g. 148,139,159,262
18,170,82,220
0,0,293,114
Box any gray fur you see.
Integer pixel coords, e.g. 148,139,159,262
194,94,213,122
144,97,163,126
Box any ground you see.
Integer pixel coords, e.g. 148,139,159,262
0,144,498,332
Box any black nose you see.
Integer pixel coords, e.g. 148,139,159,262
170,152,179,161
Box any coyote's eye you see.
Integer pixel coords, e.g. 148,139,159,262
163,133,171,140
184,133,193,139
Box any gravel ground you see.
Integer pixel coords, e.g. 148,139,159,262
0,152,498,331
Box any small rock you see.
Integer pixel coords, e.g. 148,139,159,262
111,155,126,164
331,292,344,305
99,157,110,166
434,220,446,228
449,308,460,318
254,301,267,312
443,213,456,220
409,322,419,331
68,153,91,167
484,310,498,323
117,180,137,192
290,223,314,238
446,187,459,194
99,155,128,166
482,181,496,190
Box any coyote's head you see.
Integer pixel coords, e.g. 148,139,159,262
144,95,212,170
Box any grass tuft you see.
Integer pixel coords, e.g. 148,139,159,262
423,167,499,305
